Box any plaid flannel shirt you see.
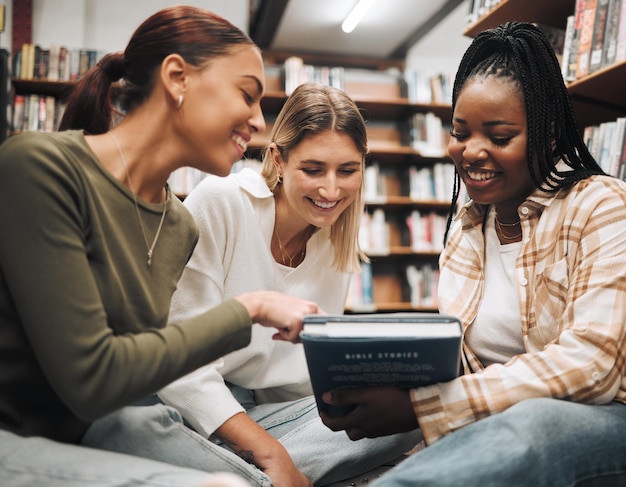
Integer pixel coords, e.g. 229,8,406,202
412,174,626,444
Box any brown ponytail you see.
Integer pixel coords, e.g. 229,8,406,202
59,6,255,135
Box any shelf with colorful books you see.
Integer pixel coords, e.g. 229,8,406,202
463,0,575,37
463,0,626,129
9,43,108,135
10,79,74,134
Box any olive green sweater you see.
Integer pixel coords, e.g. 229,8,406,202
0,131,251,442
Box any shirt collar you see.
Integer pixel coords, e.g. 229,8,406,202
234,167,274,199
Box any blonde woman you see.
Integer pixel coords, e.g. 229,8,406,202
87,83,421,487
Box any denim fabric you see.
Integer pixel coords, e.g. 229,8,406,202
82,401,272,487
82,393,421,486
0,429,246,487
371,398,626,487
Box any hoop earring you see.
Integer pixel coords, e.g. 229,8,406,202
276,173,282,184
177,94,184,108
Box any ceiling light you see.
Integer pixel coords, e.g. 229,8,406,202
341,0,376,34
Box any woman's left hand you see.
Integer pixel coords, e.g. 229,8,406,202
320,386,419,440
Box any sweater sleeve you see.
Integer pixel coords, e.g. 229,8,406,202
0,133,252,427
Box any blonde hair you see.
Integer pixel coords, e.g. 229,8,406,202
260,83,369,273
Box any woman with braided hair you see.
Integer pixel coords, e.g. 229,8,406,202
0,6,323,486
320,22,626,486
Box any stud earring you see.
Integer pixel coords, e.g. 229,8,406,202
177,94,184,108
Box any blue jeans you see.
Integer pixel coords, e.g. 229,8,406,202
0,429,248,487
82,392,422,486
371,398,626,487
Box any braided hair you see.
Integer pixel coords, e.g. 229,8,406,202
445,21,604,241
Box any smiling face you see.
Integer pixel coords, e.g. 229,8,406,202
182,45,266,176
274,130,364,231
448,76,536,218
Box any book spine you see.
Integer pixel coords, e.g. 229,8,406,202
565,0,586,81
608,117,626,177
27,94,39,131
588,0,610,73
600,0,622,68
561,15,576,80
11,94,24,132
616,0,626,61
575,0,598,79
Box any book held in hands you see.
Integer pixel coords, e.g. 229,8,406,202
300,313,462,417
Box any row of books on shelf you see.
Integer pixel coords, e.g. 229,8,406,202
583,116,626,179
12,43,106,82
562,0,626,82
346,261,439,310
280,55,454,105
168,159,263,196
404,70,453,105
359,208,447,254
283,56,345,94
466,0,626,83
465,0,503,26
410,112,450,156
11,94,66,133
364,161,455,203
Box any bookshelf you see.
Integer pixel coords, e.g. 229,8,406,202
11,78,73,99
463,0,575,37
248,52,455,313
9,44,106,134
464,0,626,129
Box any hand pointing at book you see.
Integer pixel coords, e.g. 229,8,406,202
320,387,419,440
235,291,324,343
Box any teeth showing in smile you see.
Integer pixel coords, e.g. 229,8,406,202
233,135,247,151
466,170,498,181
312,199,338,209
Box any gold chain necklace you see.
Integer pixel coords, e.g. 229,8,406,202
109,132,167,268
274,227,311,267
495,214,522,241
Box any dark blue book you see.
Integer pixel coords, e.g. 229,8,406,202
300,313,462,417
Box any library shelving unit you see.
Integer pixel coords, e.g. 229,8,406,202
9,78,74,134
463,0,626,129
248,51,455,313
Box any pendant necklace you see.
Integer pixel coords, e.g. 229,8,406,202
109,132,167,268
274,227,311,267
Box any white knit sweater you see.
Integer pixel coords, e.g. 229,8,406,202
159,168,350,437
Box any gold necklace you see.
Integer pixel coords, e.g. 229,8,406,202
495,215,522,241
109,132,167,268
274,227,310,267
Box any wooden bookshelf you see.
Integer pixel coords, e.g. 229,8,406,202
11,78,74,98
260,90,451,121
463,0,575,37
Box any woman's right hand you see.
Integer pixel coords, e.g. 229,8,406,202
216,412,313,487
234,291,322,343
263,458,313,487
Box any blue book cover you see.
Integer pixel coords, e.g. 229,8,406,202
300,313,462,417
